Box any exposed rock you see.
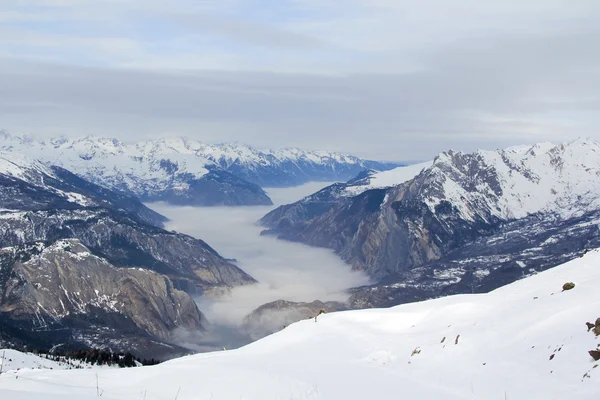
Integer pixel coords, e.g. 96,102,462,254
262,140,600,280
0,240,204,357
0,208,255,294
589,350,600,361
0,152,165,227
242,300,346,341
562,282,575,291
587,322,595,332
0,150,258,357
261,140,600,310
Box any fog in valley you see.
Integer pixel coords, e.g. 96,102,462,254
148,182,370,350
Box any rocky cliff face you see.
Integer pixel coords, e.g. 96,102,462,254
242,300,346,341
0,208,255,294
0,240,204,357
0,152,258,357
260,139,600,308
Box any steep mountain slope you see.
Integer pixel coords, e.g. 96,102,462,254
262,139,600,281
1,251,598,399
0,240,204,358
0,154,256,357
0,152,165,226
261,161,431,232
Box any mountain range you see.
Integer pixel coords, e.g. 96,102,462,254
2,135,600,359
0,132,399,206
0,151,254,358
259,138,600,310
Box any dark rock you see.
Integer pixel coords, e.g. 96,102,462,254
562,282,575,291
242,300,346,341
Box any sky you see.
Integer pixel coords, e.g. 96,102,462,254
0,0,599,161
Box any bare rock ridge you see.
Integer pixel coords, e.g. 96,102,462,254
259,138,600,309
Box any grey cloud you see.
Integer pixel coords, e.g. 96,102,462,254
162,12,327,49
0,28,599,160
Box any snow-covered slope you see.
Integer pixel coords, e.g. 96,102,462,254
1,250,599,399
343,161,432,197
0,151,165,225
0,350,96,373
422,138,600,221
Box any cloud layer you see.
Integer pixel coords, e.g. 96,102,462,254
149,183,370,348
1,1,599,160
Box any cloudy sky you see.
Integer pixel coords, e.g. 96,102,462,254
0,0,599,160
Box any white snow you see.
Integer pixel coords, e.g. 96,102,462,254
344,161,432,196
0,151,94,206
0,133,387,196
0,350,97,374
423,137,600,222
1,249,599,399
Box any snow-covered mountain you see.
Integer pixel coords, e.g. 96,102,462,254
0,132,399,204
0,133,272,206
0,151,165,226
261,138,600,285
1,250,598,399
199,142,400,187
0,152,256,357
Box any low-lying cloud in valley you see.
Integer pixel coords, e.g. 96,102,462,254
149,182,369,349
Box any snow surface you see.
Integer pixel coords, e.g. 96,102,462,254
423,138,600,222
0,151,94,206
344,161,432,196
0,350,98,373
1,249,599,399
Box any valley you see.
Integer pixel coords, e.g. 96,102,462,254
149,182,370,347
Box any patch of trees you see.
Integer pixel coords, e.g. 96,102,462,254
30,348,161,368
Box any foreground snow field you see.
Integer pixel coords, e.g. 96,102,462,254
0,350,98,373
1,251,599,400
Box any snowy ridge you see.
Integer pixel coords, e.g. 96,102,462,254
1,249,599,399
419,137,600,222
0,132,398,193
0,151,93,207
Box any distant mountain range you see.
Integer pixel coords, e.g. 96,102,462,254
0,132,400,205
